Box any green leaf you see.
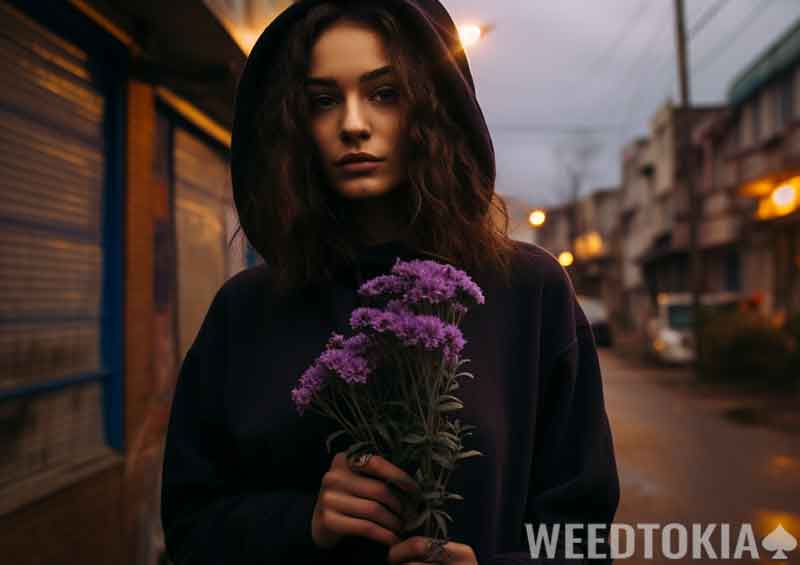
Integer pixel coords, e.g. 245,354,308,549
373,422,394,446
384,400,411,410
439,431,461,444
431,452,455,470
400,433,428,445
432,511,450,539
455,449,483,460
433,435,459,451
437,394,464,405
446,381,461,392
325,430,348,453
403,508,431,532
443,493,464,502
437,401,464,412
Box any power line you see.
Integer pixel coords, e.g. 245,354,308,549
561,0,653,120
489,123,622,135
618,0,724,139
693,0,772,74
618,3,675,130
688,0,732,40
582,0,651,78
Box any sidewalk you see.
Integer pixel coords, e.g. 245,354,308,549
605,334,800,437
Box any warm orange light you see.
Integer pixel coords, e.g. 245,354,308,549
740,178,775,198
237,30,261,54
528,209,546,227
458,24,482,47
574,231,605,259
558,251,574,267
772,183,797,207
756,176,800,220
587,232,604,255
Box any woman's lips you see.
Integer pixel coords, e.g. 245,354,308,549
338,160,383,174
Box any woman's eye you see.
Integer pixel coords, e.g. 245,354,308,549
372,87,399,104
310,94,337,110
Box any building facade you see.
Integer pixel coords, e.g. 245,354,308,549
571,188,621,308
0,1,251,564
723,18,800,319
618,137,657,332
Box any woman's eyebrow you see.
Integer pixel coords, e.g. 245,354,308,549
305,65,395,87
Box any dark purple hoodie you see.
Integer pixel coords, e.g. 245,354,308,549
161,2,619,564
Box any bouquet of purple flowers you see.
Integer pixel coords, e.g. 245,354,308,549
291,258,485,542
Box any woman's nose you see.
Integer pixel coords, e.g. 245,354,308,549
340,97,370,142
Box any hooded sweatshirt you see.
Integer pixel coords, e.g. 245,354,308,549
161,2,620,564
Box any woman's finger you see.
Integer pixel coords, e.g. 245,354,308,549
322,489,405,533
388,536,475,564
317,507,401,547
347,453,420,495
323,468,407,517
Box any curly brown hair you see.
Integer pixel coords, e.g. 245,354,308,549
237,2,514,295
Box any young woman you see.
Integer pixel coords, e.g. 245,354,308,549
161,1,620,564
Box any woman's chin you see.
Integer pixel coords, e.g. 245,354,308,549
336,180,396,200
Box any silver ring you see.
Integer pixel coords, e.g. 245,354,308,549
353,453,372,467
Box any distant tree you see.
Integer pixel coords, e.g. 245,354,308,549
552,136,602,249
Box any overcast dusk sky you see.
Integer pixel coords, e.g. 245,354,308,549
440,0,800,207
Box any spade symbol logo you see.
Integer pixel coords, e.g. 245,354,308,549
761,524,797,560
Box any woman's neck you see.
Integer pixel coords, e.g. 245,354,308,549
347,186,413,246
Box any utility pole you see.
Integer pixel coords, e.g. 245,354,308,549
674,0,703,377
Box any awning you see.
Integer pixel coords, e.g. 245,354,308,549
728,18,800,106
87,0,247,130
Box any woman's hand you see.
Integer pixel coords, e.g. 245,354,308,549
311,452,420,549
388,536,478,564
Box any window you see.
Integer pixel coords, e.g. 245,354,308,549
751,94,761,144
725,251,741,292
777,74,794,130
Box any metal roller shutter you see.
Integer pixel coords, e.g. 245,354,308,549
0,2,108,484
174,126,245,361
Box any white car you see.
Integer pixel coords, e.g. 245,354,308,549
646,292,740,364
576,295,613,347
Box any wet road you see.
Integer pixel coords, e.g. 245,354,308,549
599,349,800,564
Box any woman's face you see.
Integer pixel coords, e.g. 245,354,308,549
306,20,408,201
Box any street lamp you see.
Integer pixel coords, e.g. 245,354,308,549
457,23,495,48
558,251,574,268
528,209,546,228
756,176,800,220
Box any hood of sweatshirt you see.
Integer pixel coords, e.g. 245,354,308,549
229,0,496,262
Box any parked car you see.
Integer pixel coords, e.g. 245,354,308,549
646,292,741,364
576,295,613,347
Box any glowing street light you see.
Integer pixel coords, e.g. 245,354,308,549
558,251,574,268
755,176,800,220
772,182,798,209
528,209,546,228
457,23,494,48
458,24,482,47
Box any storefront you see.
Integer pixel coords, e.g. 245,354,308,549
0,1,247,563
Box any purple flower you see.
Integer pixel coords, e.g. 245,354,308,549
358,274,409,298
291,333,374,414
291,362,328,415
350,305,463,357
357,259,484,312
442,324,467,364
319,333,373,385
